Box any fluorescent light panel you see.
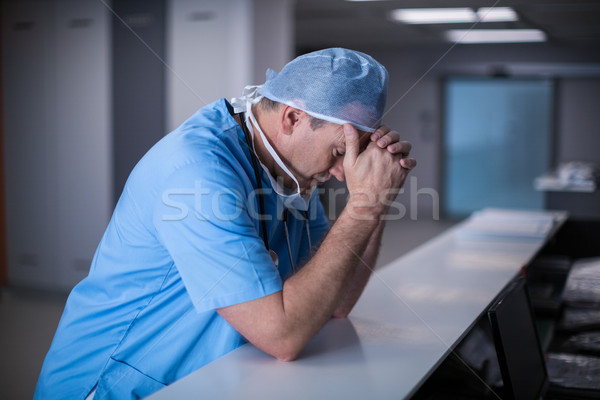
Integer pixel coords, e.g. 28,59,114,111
389,7,518,24
445,29,546,43
389,8,476,24
477,7,518,22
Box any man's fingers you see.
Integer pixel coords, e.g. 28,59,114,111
400,157,417,170
343,123,360,167
375,130,399,149
386,140,412,155
370,125,391,142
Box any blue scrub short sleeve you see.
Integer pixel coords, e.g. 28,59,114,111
153,159,282,314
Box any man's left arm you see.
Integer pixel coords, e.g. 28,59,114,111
332,219,385,318
332,125,414,317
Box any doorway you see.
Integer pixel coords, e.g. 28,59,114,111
443,77,554,218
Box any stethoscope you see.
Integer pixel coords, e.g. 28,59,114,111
238,112,312,275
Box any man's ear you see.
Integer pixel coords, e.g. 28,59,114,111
280,106,304,136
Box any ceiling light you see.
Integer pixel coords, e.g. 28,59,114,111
477,7,518,22
389,8,477,24
389,7,519,24
445,29,547,43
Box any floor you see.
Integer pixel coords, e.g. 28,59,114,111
0,289,68,400
0,217,456,400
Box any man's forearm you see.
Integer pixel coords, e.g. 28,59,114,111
217,200,382,361
332,219,385,318
274,202,382,357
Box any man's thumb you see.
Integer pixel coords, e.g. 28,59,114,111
343,123,359,166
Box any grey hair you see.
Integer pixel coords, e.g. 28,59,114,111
258,97,328,131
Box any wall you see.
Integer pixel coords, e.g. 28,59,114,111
253,0,294,84
2,0,111,290
112,0,166,204
556,78,600,164
166,0,253,131
166,0,293,132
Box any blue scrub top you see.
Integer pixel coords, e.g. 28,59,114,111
34,99,330,400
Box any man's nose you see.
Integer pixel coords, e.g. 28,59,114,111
329,158,345,182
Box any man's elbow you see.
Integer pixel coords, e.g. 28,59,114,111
331,306,352,319
274,351,300,362
332,311,349,319
268,340,303,362
254,330,305,362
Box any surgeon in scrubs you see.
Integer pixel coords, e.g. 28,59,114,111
35,48,416,399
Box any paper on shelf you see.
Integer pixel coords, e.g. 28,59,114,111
534,162,599,193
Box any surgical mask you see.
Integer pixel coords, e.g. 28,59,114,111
231,86,315,211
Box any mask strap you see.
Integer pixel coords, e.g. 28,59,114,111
239,112,270,252
246,102,303,197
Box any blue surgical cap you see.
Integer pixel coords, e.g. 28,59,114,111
258,48,388,133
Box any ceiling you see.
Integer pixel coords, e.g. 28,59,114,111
295,0,600,50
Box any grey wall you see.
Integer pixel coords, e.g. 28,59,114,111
253,0,294,85
166,0,294,132
2,0,111,290
112,0,166,204
556,78,600,164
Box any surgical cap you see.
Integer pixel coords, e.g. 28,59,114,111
258,48,388,133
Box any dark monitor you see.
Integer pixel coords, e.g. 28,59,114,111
488,278,548,400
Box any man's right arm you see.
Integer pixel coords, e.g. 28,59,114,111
217,124,413,361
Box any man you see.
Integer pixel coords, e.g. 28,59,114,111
35,48,416,399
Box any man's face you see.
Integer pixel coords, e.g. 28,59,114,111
284,120,371,192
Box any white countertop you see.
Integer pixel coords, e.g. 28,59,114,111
147,209,568,400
